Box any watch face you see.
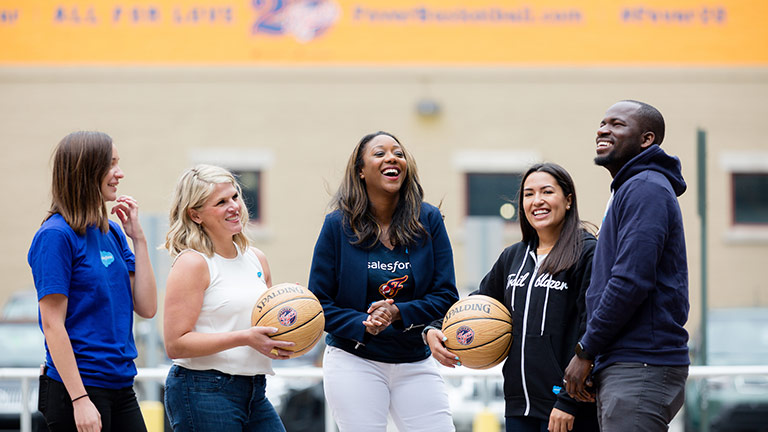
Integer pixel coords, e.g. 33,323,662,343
576,342,593,360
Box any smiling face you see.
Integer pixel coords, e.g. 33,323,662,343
522,171,572,240
595,101,655,177
358,134,407,198
100,144,124,202
188,182,243,241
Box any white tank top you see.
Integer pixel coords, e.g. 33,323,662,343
173,246,274,376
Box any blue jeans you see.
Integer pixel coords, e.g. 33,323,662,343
164,365,285,432
595,362,688,432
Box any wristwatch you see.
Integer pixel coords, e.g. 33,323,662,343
422,325,439,345
575,342,595,361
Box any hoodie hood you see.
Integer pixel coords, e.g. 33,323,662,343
611,145,687,197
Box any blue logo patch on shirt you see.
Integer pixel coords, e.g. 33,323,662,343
100,251,115,267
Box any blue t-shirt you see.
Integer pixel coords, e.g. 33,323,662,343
28,213,138,389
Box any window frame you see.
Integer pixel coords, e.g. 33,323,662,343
719,151,768,243
731,172,768,226
464,172,522,222
452,149,540,222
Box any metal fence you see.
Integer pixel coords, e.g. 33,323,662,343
2,365,767,432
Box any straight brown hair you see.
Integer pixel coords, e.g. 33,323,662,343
46,131,113,235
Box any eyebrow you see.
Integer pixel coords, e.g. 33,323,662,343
523,184,555,190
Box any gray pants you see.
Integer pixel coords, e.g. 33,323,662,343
595,362,688,432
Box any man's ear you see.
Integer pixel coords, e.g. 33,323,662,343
641,131,656,148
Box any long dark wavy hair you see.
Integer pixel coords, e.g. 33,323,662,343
519,162,592,275
333,131,427,248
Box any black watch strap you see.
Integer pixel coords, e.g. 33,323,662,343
575,342,595,361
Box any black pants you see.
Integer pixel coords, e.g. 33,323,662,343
38,374,147,432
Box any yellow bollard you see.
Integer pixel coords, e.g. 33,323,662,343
472,408,501,432
140,400,165,432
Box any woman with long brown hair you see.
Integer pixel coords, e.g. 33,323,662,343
308,131,459,432
28,131,157,432
426,163,599,432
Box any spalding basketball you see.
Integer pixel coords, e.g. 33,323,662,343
251,283,325,359
441,295,513,369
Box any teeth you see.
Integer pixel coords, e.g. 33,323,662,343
383,168,399,176
596,141,611,148
533,209,549,216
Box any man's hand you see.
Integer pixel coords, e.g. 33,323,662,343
564,355,595,402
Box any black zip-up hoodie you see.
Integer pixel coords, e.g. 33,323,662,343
476,231,596,421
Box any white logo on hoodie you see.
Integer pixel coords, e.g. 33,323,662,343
535,273,569,291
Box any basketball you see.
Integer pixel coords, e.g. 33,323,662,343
251,282,325,359
441,295,513,369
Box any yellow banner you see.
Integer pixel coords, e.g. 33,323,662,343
0,0,765,65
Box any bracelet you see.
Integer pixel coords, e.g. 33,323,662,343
71,394,89,403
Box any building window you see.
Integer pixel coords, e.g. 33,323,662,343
232,170,261,223
466,173,521,221
733,173,768,224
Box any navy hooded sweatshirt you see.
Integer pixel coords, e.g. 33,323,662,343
581,145,690,372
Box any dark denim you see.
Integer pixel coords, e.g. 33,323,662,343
505,405,599,432
38,374,147,432
595,362,688,432
505,416,548,432
164,365,285,432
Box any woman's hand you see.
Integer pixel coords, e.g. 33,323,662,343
73,396,101,432
112,195,144,241
246,326,295,359
425,328,460,368
363,299,399,335
547,407,575,432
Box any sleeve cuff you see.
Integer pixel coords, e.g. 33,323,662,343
421,325,439,345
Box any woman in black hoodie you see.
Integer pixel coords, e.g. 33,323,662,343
426,163,599,432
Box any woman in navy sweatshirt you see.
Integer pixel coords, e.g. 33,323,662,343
426,163,599,432
308,131,459,432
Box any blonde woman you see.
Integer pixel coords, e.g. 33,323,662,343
162,165,292,432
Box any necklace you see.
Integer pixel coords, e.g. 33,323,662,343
537,245,553,255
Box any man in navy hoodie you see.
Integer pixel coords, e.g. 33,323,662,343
563,100,690,431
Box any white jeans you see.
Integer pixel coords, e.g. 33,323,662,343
323,346,455,432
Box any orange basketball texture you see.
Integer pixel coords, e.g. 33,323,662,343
441,295,513,369
251,283,325,358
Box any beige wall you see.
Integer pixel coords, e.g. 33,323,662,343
2,67,767,334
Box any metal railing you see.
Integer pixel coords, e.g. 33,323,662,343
2,365,767,432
